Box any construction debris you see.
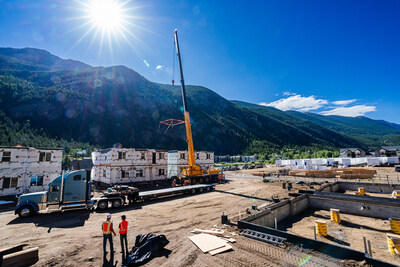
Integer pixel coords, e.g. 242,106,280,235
208,243,233,256
189,228,235,256
188,233,228,253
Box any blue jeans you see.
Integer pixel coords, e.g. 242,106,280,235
120,233,129,255
103,234,114,254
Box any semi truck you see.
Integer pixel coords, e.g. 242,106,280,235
15,169,214,218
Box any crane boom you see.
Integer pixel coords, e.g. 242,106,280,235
174,29,197,169
173,29,221,182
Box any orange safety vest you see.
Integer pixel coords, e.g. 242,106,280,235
119,220,128,234
103,221,112,234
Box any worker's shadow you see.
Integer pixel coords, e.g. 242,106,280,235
103,253,118,267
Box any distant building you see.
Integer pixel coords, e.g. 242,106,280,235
374,146,400,158
339,148,366,158
214,155,256,163
0,146,62,197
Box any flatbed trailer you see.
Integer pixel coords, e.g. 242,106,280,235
93,184,214,210
15,170,215,217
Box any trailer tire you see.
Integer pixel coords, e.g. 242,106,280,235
199,187,204,193
17,205,35,218
112,199,122,208
191,188,196,194
97,200,108,210
206,186,210,191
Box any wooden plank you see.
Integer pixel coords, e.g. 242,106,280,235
2,247,39,267
221,237,236,243
0,244,26,256
191,229,225,236
209,244,233,256
188,234,227,253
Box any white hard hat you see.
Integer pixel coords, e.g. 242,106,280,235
106,214,112,219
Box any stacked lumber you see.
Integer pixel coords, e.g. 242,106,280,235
289,168,376,179
0,245,39,267
337,169,376,179
189,228,235,256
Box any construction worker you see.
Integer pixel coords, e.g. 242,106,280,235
118,215,129,256
102,214,116,255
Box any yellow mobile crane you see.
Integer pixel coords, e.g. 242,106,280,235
174,29,223,184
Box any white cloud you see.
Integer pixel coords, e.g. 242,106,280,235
332,99,357,106
283,91,296,96
260,95,328,112
320,105,376,117
155,65,162,70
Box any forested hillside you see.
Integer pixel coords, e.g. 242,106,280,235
0,47,399,155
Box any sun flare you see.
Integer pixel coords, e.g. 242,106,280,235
69,0,151,57
87,0,124,31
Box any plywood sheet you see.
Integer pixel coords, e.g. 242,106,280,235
188,233,227,253
209,244,233,256
221,237,236,243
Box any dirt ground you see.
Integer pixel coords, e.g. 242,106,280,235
281,209,400,266
0,175,356,267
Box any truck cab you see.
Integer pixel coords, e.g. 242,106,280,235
15,170,93,217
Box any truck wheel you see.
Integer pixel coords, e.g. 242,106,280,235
18,206,34,218
97,200,108,210
206,186,210,191
191,188,196,194
199,187,204,193
112,199,122,208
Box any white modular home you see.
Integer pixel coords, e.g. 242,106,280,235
91,148,168,187
167,150,214,178
0,146,62,197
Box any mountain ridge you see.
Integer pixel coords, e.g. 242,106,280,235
0,47,399,154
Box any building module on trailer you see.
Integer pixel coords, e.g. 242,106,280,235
90,148,215,187
91,148,168,188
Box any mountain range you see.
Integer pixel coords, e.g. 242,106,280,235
0,47,399,154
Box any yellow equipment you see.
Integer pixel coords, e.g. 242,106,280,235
174,29,222,184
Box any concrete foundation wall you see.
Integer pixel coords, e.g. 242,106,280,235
246,195,309,227
310,193,400,219
318,182,340,192
337,181,400,194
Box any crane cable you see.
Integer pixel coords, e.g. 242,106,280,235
172,40,175,86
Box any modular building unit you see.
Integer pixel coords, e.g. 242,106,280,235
367,157,380,166
0,146,62,197
167,150,214,178
91,148,168,187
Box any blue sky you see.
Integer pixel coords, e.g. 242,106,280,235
0,0,399,123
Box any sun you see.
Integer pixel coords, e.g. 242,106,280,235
87,0,124,31
68,0,151,58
